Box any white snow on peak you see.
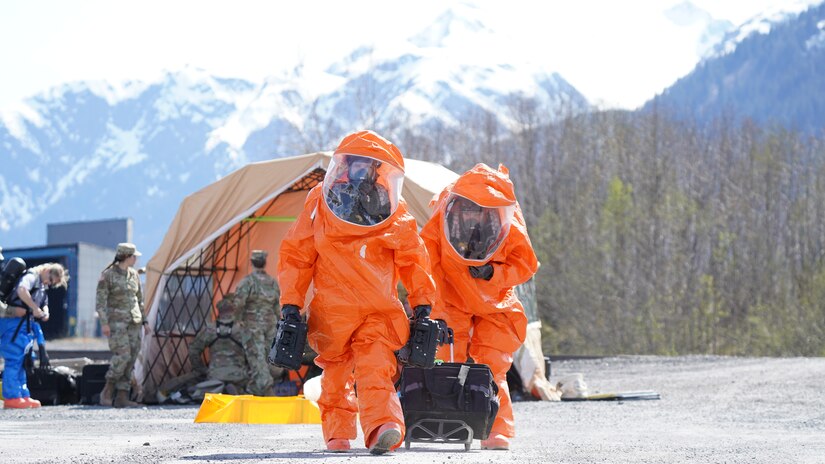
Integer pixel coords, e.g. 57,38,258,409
664,2,735,58
45,121,149,209
204,72,344,158
665,1,713,26
708,0,823,58
0,101,45,155
153,67,240,122
316,3,573,130
77,79,150,106
0,175,37,230
409,3,493,49
99,121,148,171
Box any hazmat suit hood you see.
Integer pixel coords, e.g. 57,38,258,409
323,131,405,230
435,164,517,264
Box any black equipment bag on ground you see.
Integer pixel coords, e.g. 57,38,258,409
267,319,307,371
79,363,110,404
399,362,499,450
27,367,80,405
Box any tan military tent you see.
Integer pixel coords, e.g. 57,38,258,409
137,151,553,402
137,152,460,400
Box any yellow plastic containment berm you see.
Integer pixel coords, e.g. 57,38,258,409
194,393,321,424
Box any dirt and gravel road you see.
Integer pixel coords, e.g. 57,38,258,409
1,355,823,463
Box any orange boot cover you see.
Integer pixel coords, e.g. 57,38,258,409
3,397,31,409
23,397,42,408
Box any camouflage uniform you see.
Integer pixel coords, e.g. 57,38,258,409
188,316,252,392
235,255,281,396
96,264,144,392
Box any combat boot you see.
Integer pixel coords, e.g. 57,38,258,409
113,389,139,408
99,381,115,406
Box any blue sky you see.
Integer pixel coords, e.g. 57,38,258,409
0,0,818,109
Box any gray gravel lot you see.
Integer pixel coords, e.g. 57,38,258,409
2,355,824,463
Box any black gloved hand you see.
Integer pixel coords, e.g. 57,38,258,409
434,319,452,346
281,304,302,323
468,263,494,280
413,305,431,321
38,344,50,368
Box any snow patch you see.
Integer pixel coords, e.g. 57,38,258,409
707,0,822,58
82,79,150,105
204,73,343,155
99,122,148,171
0,103,46,155
0,175,38,228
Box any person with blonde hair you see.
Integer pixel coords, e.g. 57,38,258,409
1,262,68,408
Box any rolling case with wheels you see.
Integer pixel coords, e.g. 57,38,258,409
398,361,499,451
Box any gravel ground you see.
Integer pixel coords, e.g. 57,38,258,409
1,355,824,463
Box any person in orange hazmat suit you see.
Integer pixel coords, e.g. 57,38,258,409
277,130,436,455
420,163,539,451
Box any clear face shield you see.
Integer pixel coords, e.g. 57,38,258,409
443,194,514,262
323,153,404,226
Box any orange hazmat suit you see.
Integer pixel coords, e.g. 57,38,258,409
278,130,436,452
421,163,539,441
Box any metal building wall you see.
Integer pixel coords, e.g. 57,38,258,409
76,243,117,337
47,218,132,250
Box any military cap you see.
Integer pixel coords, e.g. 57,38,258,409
116,243,142,257
216,295,236,313
250,250,268,260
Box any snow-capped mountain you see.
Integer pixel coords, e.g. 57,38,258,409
647,0,825,131
0,6,588,258
663,1,735,58
705,0,823,58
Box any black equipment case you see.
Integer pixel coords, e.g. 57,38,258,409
398,362,499,451
400,318,449,369
79,364,110,404
27,367,80,405
267,319,308,371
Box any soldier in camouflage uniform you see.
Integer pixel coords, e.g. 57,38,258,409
234,250,282,396
187,294,252,395
96,243,147,408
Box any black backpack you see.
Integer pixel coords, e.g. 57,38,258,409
0,257,26,304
